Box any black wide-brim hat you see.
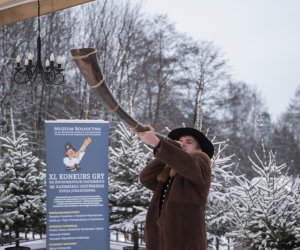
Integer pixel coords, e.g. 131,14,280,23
168,127,214,158
65,143,75,152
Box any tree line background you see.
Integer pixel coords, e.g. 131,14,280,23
0,0,299,177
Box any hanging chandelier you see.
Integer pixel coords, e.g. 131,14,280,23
13,0,64,86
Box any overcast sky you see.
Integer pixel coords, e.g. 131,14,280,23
137,0,300,120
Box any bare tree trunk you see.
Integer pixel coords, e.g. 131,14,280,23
194,79,203,130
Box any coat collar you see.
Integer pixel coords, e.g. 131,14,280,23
156,150,211,182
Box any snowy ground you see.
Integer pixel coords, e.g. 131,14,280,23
0,239,45,250
0,231,233,249
0,238,233,250
0,239,233,250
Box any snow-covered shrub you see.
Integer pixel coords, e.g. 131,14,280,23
109,122,152,248
0,133,46,247
228,151,300,249
206,139,237,249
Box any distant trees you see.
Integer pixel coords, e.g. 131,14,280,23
271,125,300,176
177,40,230,129
134,15,186,128
215,81,266,176
282,86,300,142
272,86,300,176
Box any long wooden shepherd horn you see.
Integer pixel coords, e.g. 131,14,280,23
70,48,178,145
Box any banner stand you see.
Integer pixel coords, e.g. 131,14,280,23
45,120,110,250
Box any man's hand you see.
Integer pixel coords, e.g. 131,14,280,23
78,137,92,153
74,152,81,158
175,140,183,148
136,125,160,148
84,137,92,146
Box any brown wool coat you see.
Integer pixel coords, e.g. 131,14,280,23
140,139,212,250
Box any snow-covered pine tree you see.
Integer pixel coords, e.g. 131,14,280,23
206,139,237,250
228,115,300,249
0,192,17,225
109,122,152,249
0,132,46,247
195,109,237,249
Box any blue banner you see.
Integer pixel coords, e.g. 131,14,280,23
45,120,109,250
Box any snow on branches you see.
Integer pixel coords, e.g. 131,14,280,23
206,139,237,248
109,122,152,232
228,116,300,249
0,132,46,240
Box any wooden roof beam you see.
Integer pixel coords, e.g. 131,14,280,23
0,0,94,26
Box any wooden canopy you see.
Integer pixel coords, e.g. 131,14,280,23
0,0,94,26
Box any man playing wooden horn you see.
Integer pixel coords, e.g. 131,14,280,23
63,137,92,171
136,125,214,250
